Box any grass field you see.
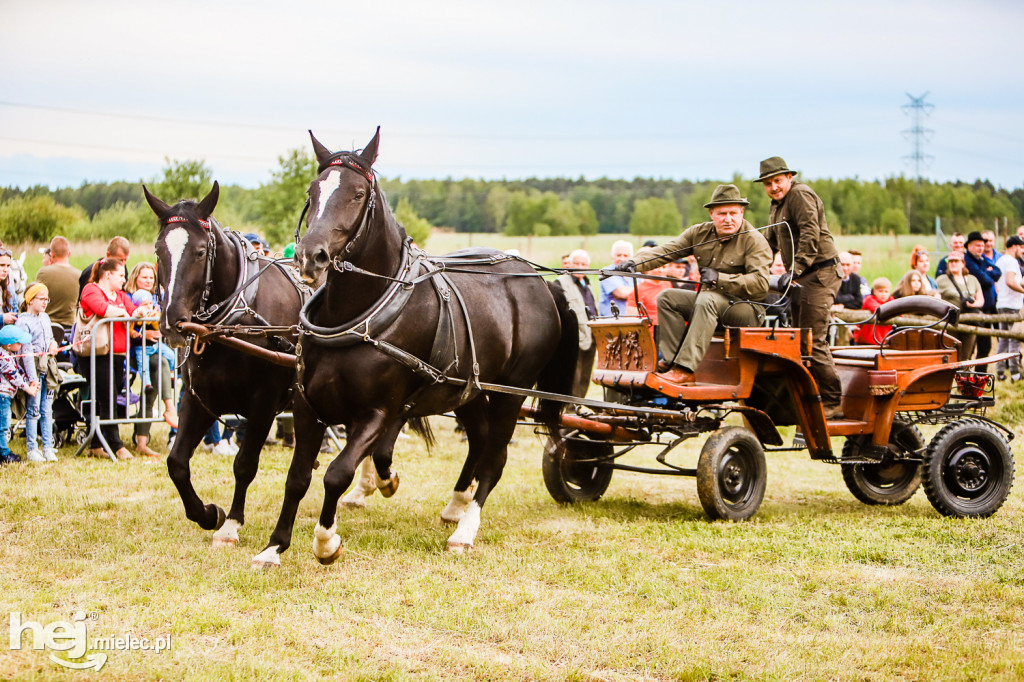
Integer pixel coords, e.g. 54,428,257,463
1,376,1023,680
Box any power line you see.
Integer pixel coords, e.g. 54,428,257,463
902,92,934,183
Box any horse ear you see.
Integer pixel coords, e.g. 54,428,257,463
143,185,171,218
360,126,380,166
197,181,220,219
309,130,333,166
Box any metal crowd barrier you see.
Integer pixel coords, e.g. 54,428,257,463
72,315,346,461
73,315,176,461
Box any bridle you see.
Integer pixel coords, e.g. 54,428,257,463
294,152,377,258
163,214,218,321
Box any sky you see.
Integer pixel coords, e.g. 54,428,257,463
2,0,1023,191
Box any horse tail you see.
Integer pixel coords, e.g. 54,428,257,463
536,282,580,432
408,416,435,450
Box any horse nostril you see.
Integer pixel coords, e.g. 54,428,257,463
313,248,329,267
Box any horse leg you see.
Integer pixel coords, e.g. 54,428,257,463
447,395,521,553
165,396,221,531
372,420,402,498
340,456,378,509
252,394,326,569
212,403,277,548
440,400,487,523
313,413,395,566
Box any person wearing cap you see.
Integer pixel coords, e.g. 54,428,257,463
936,251,983,362
0,324,39,465
994,235,1024,380
613,184,771,389
754,157,844,419
35,236,79,328
964,230,1002,368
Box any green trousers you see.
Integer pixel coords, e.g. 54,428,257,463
656,287,763,373
794,265,843,406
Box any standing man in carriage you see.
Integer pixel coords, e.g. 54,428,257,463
754,157,845,419
613,184,772,390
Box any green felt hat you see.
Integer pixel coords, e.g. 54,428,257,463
753,156,797,183
703,184,750,208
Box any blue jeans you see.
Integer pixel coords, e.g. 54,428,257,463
0,393,11,457
24,376,54,452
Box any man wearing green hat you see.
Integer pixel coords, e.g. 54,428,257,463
754,157,844,419
614,184,772,389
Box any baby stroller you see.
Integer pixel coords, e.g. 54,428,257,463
52,323,88,448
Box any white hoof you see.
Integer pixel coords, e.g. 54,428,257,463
211,519,241,548
446,501,481,552
340,495,367,509
313,523,343,565
341,458,378,507
251,545,282,569
440,483,477,524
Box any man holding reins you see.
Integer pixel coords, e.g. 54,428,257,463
755,157,845,419
613,184,772,391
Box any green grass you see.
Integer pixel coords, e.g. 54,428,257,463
2,379,1023,680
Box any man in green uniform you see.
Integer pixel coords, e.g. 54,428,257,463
614,184,772,389
754,156,844,419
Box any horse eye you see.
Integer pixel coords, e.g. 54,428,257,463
355,190,366,200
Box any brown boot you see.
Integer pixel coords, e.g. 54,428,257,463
653,366,696,387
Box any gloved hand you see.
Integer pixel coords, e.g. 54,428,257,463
699,266,719,285
614,259,637,273
768,271,792,291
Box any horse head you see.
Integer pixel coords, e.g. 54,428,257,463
295,128,380,283
143,182,220,348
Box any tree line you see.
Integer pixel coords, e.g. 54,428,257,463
1,149,1021,248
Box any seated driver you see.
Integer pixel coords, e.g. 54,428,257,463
614,184,772,388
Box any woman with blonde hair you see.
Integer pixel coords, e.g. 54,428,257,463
910,245,940,294
125,262,177,457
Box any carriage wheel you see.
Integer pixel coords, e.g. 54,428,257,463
542,433,614,503
696,426,766,521
922,419,1014,518
840,421,924,506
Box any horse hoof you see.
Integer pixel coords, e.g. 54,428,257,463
211,536,237,549
446,541,472,554
340,499,367,509
251,546,281,569
251,558,280,569
212,505,227,531
378,471,400,498
440,513,462,525
316,543,344,565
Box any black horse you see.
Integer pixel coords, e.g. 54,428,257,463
143,183,372,548
251,129,577,567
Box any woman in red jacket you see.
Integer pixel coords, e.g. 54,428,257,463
79,257,153,460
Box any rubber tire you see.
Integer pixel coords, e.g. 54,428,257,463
840,422,924,506
923,419,1015,518
542,435,614,503
696,426,767,521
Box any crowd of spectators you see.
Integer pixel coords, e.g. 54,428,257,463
3,224,1024,464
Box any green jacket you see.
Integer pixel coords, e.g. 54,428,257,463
634,219,771,301
767,182,838,277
